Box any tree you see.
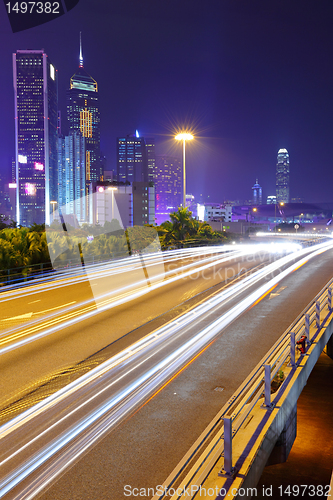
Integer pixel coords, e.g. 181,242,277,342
157,207,226,248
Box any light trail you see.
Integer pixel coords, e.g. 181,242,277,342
0,246,231,301
0,241,332,499
0,245,275,353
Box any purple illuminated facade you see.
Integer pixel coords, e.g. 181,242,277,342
154,156,182,225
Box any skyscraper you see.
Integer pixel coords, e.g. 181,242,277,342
67,36,101,182
13,49,58,226
57,131,86,222
154,155,182,224
276,148,290,203
252,178,262,205
116,132,155,183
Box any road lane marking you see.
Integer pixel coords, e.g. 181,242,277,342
35,302,77,315
1,302,76,322
3,313,33,321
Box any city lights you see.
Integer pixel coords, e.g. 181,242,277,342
25,183,36,196
18,155,27,164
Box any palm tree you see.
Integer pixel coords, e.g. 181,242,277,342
157,207,226,249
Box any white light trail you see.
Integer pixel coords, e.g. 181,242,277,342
0,241,332,498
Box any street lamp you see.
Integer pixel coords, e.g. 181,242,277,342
175,132,194,209
274,201,284,233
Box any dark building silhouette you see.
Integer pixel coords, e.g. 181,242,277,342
116,132,155,183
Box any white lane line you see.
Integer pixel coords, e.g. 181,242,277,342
2,302,77,322
2,313,33,321
35,302,77,315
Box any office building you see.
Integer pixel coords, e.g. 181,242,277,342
67,37,101,182
13,49,58,226
117,132,155,184
204,203,232,223
90,181,155,227
57,131,86,223
276,148,290,203
252,178,262,205
154,155,182,225
132,181,155,225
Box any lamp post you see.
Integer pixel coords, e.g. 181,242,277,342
275,201,284,233
175,132,193,209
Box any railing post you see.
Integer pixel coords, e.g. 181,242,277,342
305,313,310,341
316,300,321,329
219,416,237,477
263,364,272,407
290,331,296,367
223,416,232,473
328,287,332,312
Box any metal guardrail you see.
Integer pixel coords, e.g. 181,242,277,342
155,276,333,499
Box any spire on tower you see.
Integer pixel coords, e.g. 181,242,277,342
79,31,83,68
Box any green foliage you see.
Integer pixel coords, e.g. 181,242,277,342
0,226,51,272
0,208,226,276
0,214,17,230
157,207,227,248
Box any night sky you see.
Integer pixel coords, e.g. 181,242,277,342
1,0,333,204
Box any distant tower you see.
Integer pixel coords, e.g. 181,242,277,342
276,148,289,203
67,34,101,182
252,178,262,205
13,49,58,226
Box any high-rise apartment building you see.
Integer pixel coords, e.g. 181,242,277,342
67,38,101,182
13,49,58,226
117,132,155,183
154,155,182,225
276,148,290,203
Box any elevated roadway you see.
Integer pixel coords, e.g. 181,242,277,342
0,241,333,498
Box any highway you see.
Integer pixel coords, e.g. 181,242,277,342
0,240,332,499
0,244,288,414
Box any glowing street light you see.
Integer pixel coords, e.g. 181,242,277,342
175,132,194,208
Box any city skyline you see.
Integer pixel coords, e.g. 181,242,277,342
1,2,333,205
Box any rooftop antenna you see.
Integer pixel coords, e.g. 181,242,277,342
79,31,83,68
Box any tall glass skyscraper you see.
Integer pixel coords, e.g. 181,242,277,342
13,49,58,226
276,148,290,203
67,38,101,182
57,131,86,223
117,133,155,183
